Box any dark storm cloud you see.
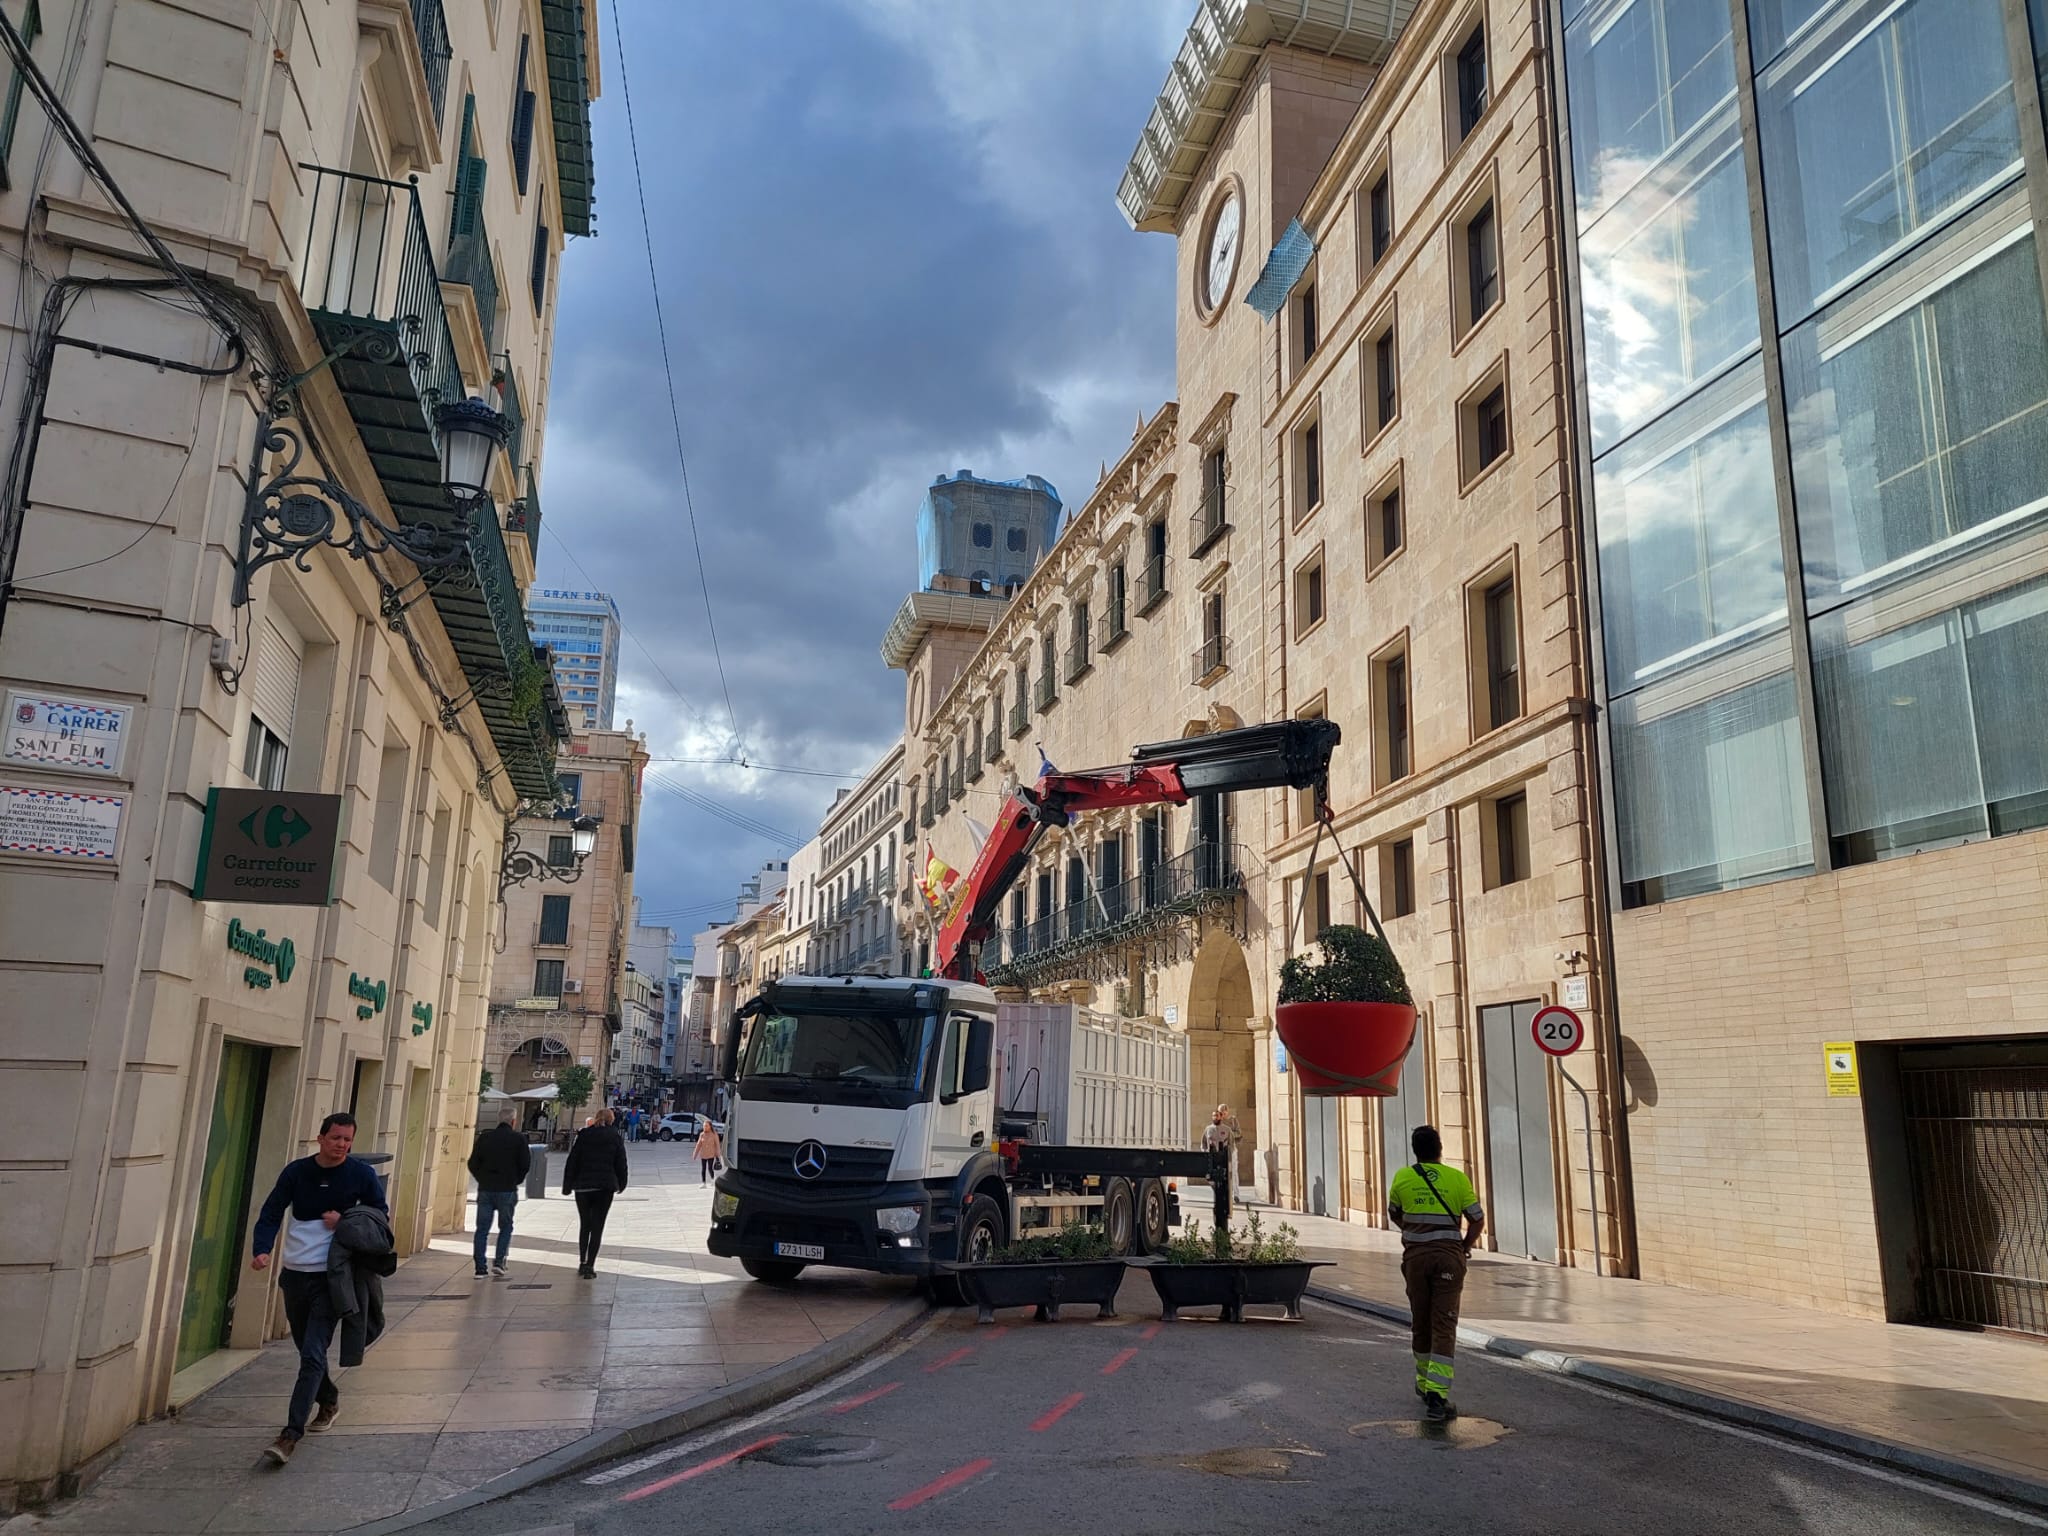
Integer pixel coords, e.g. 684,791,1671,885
540,2,1184,930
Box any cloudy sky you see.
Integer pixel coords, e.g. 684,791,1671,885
540,1,1190,937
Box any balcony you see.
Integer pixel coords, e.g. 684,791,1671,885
967,742,985,782
1193,633,1228,684
1100,603,1130,654
987,842,1242,981
1010,698,1031,739
1136,555,1169,616
1189,484,1230,556
1063,640,1092,685
950,759,966,800
503,462,542,569
443,206,499,357
297,164,563,799
1034,671,1058,713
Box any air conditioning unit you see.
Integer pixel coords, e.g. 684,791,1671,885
563,979,584,994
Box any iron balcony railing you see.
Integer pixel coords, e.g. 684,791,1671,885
445,210,500,351
1193,633,1227,682
503,462,542,562
1010,697,1031,738
933,773,951,813
920,796,935,829
994,842,1241,968
950,759,966,799
1064,639,1091,684
1100,603,1129,651
411,0,452,127
1189,483,1229,554
1034,670,1058,711
967,741,985,782
299,164,463,423
1136,554,1169,615
491,353,526,468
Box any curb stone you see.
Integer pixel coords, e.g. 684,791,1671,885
1307,1284,2048,1516
338,1294,933,1535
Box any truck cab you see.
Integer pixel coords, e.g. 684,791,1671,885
707,975,1004,1282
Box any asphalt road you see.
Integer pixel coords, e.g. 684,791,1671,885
411,1271,2042,1536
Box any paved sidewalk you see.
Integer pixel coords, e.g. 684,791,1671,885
1278,1207,2048,1503
6,1143,912,1534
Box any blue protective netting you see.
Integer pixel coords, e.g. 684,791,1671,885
917,471,1064,593
1246,218,1317,320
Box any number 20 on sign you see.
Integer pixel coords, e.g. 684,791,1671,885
1531,1005,1585,1057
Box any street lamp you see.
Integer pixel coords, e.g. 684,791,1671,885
498,812,602,898
435,395,511,503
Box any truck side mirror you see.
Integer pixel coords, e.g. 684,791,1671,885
960,1016,993,1096
719,1013,743,1083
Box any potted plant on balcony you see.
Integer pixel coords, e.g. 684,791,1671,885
1144,1212,1328,1322
950,1219,1130,1325
1274,922,1417,1097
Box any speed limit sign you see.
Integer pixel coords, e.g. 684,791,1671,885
1531,1005,1585,1057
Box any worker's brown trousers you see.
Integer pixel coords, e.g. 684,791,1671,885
1401,1241,1468,1358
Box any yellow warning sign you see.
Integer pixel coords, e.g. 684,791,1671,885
1823,1041,1860,1097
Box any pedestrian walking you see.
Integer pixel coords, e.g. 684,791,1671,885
467,1109,532,1279
1386,1124,1485,1422
1203,1105,1234,1231
563,1107,629,1277
694,1118,722,1184
247,1112,389,1464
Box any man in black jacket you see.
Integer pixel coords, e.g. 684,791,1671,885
467,1110,533,1279
562,1108,629,1277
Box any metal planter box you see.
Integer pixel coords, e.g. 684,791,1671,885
951,1259,1130,1324
1144,1260,1330,1322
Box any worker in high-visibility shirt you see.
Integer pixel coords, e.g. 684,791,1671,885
1386,1124,1485,1422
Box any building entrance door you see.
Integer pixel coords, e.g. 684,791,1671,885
1479,1001,1557,1261
176,1042,270,1373
1301,1092,1342,1218
1379,1021,1428,1221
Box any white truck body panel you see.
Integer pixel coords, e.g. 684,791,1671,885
994,1004,1190,1150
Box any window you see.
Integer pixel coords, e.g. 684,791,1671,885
0,0,41,188
369,737,411,890
1368,167,1393,265
1293,549,1326,638
423,803,452,929
1384,837,1417,919
1368,477,1405,570
509,33,537,194
557,771,582,804
1488,791,1530,888
1365,312,1399,439
530,211,551,314
1038,631,1058,709
972,522,994,548
547,833,574,867
1294,414,1323,520
533,959,565,999
1756,0,2018,325
1007,527,1027,553
1298,283,1319,363
1105,561,1128,642
1375,645,1411,785
1138,518,1169,612
243,718,288,790
1195,445,1228,548
1307,868,1333,938
1475,383,1508,470
1454,23,1489,141
1463,200,1499,329
1566,0,1734,226
538,893,571,945
1197,590,1227,681
1479,575,1521,731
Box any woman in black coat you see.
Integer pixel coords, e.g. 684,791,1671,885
561,1108,629,1277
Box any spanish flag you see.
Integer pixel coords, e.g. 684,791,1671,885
922,842,965,923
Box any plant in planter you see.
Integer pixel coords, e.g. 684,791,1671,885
1147,1212,1328,1323
1274,922,1417,1097
952,1219,1129,1325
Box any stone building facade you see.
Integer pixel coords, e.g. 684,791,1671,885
0,0,598,1502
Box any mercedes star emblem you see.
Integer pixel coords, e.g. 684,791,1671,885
793,1140,828,1180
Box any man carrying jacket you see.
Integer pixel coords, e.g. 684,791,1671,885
467,1109,532,1278
1386,1123,1485,1423
249,1112,387,1464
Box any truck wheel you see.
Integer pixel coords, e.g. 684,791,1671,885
1101,1178,1135,1255
741,1258,806,1284
1135,1178,1169,1253
958,1194,1006,1265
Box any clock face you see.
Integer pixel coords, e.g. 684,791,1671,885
1204,193,1241,311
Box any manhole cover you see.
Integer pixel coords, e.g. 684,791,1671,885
507,1283,553,1291
751,1435,885,1468
417,1295,469,1303
1349,1416,1512,1449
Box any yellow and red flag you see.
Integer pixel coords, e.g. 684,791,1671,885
922,842,966,924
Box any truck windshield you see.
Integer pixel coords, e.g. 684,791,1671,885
739,1011,934,1107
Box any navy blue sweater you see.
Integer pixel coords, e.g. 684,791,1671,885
252,1155,387,1257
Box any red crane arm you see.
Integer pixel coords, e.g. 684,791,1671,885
929,718,1342,981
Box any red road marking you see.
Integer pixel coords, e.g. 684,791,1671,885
1029,1392,1084,1432
1101,1347,1139,1376
1140,1323,1162,1341
987,1325,1010,1340
619,1435,787,1502
925,1345,974,1374
888,1457,995,1511
828,1381,903,1414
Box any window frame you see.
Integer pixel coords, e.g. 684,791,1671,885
1292,544,1328,641
1366,465,1406,575
1458,357,1514,490
1451,18,1490,145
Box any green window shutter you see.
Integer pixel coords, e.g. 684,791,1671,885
452,151,488,238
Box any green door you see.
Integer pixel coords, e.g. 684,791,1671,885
176,1042,269,1372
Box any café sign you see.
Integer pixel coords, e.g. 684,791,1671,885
5,690,132,778
192,787,342,905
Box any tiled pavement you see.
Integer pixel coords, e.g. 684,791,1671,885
1281,1207,2048,1498
4,1142,913,1534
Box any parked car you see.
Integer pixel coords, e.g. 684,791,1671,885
657,1113,703,1141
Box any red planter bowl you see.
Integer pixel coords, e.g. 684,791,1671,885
1275,1001,1418,1097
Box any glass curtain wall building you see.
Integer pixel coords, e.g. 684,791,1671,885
1559,0,2048,906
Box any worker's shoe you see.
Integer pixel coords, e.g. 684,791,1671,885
309,1403,340,1433
262,1434,297,1465
1423,1394,1457,1424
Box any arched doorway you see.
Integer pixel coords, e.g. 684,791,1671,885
1184,930,1256,1186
